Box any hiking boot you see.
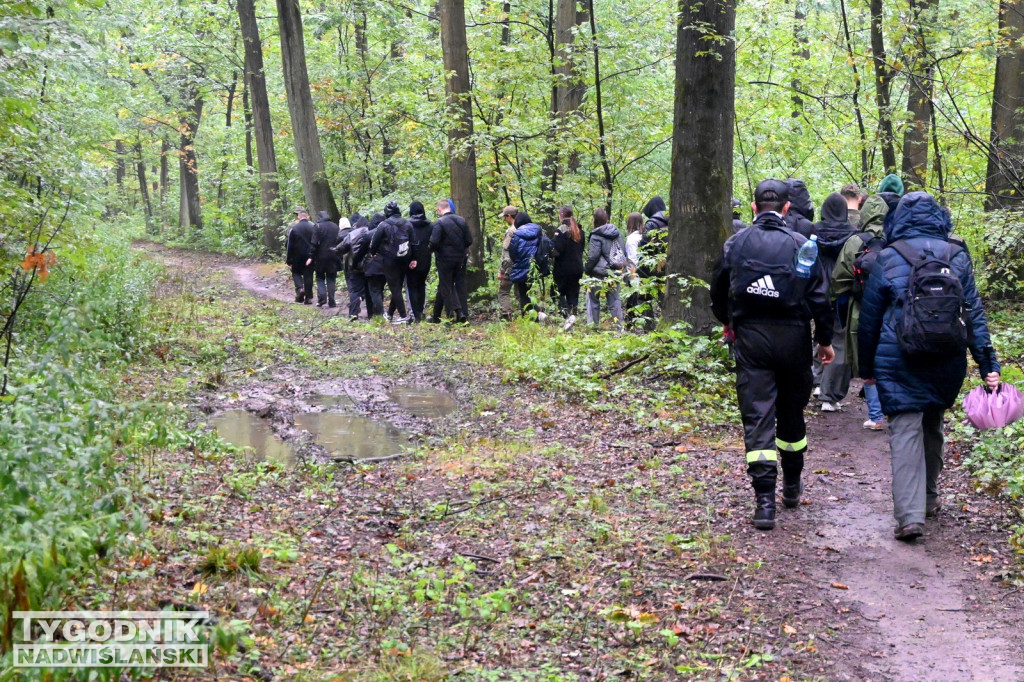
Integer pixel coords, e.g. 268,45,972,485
781,478,803,508
428,316,442,324
821,401,842,412
456,317,469,325
316,299,326,307
863,419,885,431
327,302,336,308
926,499,942,518
894,523,924,542
295,294,304,303
752,492,776,530
348,315,359,322
303,298,313,305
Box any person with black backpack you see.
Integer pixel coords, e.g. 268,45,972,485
337,213,370,320
405,201,433,322
370,201,412,324
710,179,835,531
310,210,341,308
813,193,857,411
362,212,387,319
831,194,889,429
584,208,626,327
428,198,473,323
285,207,316,304
858,191,1000,542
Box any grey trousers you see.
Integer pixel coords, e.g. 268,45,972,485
819,329,852,402
889,407,945,527
586,282,623,326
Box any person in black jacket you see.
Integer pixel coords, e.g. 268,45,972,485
731,198,748,233
710,179,835,531
362,212,387,319
405,200,433,322
813,193,856,411
551,206,584,323
638,196,668,276
337,213,369,320
311,210,341,307
285,207,315,304
428,198,472,323
370,201,411,323
784,178,815,238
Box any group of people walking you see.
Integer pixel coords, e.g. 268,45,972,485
713,174,1000,542
284,199,472,323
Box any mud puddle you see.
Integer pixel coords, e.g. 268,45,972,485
211,410,296,465
294,412,409,462
387,386,456,418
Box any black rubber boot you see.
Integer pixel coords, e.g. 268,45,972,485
753,492,776,530
780,451,805,509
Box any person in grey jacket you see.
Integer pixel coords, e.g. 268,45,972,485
584,208,626,327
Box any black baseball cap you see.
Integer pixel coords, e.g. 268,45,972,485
754,179,789,204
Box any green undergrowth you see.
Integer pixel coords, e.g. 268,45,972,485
484,318,736,430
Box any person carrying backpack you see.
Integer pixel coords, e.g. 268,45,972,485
710,179,836,531
405,200,433,322
552,205,584,326
507,211,546,317
584,208,626,327
428,198,473,323
285,207,316,304
370,201,412,323
362,212,387,319
858,191,1000,542
337,213,370,320
814,193,857,411
311,210,341,308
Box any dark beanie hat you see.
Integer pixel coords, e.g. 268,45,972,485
409,200,425,216
878,174,905,196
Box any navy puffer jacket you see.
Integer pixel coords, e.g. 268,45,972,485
509,223,542,283
858,192,998,416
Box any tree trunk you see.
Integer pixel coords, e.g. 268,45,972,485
440,0,486,292
985,0,1024,210
663,0,736,332
239,0,285,252
901,0,937,190
588,0,612,213
178,91,203,232
791,0,809,117
870,0,897,172
242,77,255,171
277,0,339,220
134,141,154,232
159,137,169,229
838,0,868,183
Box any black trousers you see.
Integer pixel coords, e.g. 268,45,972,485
433,258,468,320
554,274,581,316
384,266,407,319
315,268,337,305
733,322,814,492
291,265,313,302
345,270,367,318
514,279,533,313
366,275,386,318
407,267,430,321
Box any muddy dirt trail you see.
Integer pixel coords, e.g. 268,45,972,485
140,241,1024,680
738,400,1024,681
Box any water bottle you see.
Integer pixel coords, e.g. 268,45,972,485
795,235,818,278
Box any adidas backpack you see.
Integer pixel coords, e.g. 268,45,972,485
889,240,970,358
728,228,804,316
851,232,887,300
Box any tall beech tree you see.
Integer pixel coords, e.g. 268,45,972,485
901,0,938,190
870,0,898,172
238,0,284,252
277,0,339,219
985,0,1024,209
664,0,736,331
439,0,485,291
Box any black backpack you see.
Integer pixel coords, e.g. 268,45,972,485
534,233,553,277
889,240,970,358
728,228,805,317
851,232,887,299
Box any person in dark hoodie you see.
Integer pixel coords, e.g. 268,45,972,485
784,179,815,238
429,198,473,323
551,205,585,324
508,211,544,315
814,193,857,411
732,198,748,233
285,207,315,304
584,208,626,327
405,200,433,322
637,196,668,278
310,210,341,307
858,191,1000,542
337,213,370,320
370,201,411,323
362,212,387,318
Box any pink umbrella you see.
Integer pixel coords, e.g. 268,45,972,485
963,383,1024,430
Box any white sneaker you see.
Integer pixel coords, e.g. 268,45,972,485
812,386,821,398
563,314,576,331
863,419,885,431
821,401,842,412
536,312,548,323
391,315,408,325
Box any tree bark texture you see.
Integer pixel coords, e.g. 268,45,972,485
134,141,154,232
985,0,1024,209
870,0,898,172
664,0,736,332
587,0,612,212
440,0,486,292
276,0,339,220
239,0,285,252
178,87,203,232
901,0,937,190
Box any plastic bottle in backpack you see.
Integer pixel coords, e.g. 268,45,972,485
795,235,818,278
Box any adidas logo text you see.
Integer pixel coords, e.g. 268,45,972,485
746,275,780,298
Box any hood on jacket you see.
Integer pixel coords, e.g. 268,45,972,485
886,191,951,243
384,201,401,218
514,223,542,242
409,200,425,218
592,223,622,240
858,195,888,236
814,192,854,249
350,212,369,228
878,173,905,196
643,196,666,219
368,212,385,230
514,211,533,228
317,210,332,222
786,178,814,221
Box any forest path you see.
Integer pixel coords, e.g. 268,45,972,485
748,394,1024,680
138,240,1024,680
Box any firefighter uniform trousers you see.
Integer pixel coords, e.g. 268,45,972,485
733,322,813,493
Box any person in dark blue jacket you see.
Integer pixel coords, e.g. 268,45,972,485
858,191,1000,542
508,212,543,314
